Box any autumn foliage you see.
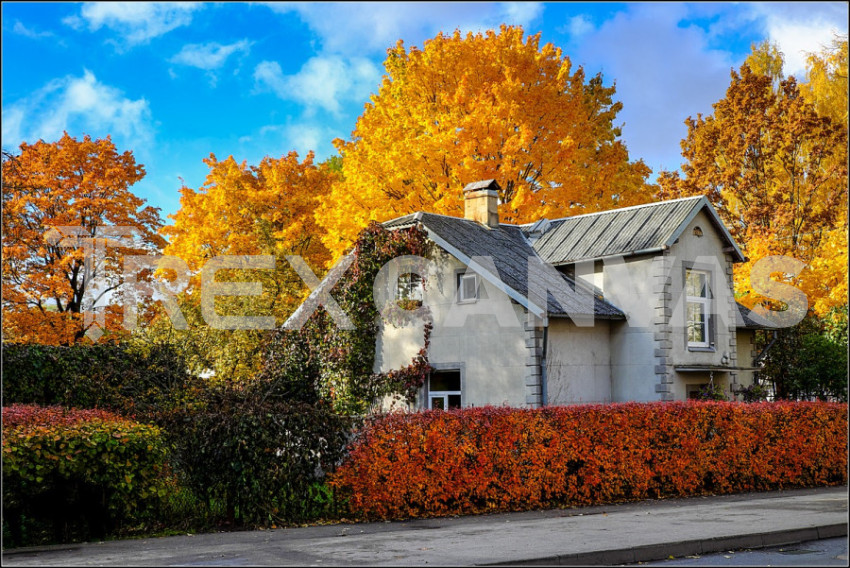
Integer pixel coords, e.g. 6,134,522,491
163,151,334,274
330,402,847,520
1,133,165,345
160,150,336,327
658,46,848,317
317,25,653,260
151,151,338,380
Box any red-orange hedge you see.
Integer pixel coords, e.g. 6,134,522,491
330,402,848,520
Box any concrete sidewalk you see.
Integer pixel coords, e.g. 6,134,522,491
3,486,847,566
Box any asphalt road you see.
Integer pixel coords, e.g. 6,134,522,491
636,536,849,566
3,487,847,566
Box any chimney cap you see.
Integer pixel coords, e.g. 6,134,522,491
463,179,501,193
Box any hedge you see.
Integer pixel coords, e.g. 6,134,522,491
160,384,357,526
2,404,171,546
1,342,195,417
330,402,848,520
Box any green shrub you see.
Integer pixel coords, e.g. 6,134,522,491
161,383,355,526
759,314,849,401
2,404,171,546
740,383,770,402
1,342,197,417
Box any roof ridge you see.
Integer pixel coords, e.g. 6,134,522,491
543,195,706,224
385,196,708,230
387,210,530,228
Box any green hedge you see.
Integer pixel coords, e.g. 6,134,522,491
1,342,195,416
2,404,171,546
161,383,356,526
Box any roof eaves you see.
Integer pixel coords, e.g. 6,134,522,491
735,301,774,329
548,246,669,267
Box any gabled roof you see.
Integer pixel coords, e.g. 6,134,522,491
384,212,625,320
735,301,775,330
529,196,745,265
290,196,746,328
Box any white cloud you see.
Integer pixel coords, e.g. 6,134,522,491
560,2,849,176
749,3,849,77
253,61,288,96
500,2,543,30
253,56,381,115
2,70,153,153
565,15,594,38
64,2,202,46
265,2,543,56
170,40,252,70
244,122,340,162
277,124,324,158
569,4,734,174
12,20,55,39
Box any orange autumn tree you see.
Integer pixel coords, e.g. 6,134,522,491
657,51,848,318
156,152,336,379
317,25,653,261
2,133,165,345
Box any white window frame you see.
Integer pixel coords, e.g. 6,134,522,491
457,273,479,303
686,269,711,348
427,371,462,410
396,272,423,302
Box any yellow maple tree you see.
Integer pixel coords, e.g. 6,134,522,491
163,151,332,273
658,50,848,317
2,133,165,344
801,35,848,126
317,25,653,261
157,151,336,379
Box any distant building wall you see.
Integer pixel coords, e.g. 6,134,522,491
546,318,612,405
736,328,758,389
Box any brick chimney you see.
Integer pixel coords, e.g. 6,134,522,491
463,179,501,228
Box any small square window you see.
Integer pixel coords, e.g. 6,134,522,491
457,273,478,302
397,272,423,303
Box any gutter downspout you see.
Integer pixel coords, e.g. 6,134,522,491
541,324,549,406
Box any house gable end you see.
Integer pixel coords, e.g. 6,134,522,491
664,197,745,263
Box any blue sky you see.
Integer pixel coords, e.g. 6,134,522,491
2,2,847,221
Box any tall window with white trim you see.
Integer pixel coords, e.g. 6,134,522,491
686,269,711,348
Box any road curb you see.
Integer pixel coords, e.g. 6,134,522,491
484,523,848,566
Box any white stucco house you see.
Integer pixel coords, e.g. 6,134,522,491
290,180,771,409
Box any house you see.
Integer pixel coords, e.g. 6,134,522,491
292,180,772,408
